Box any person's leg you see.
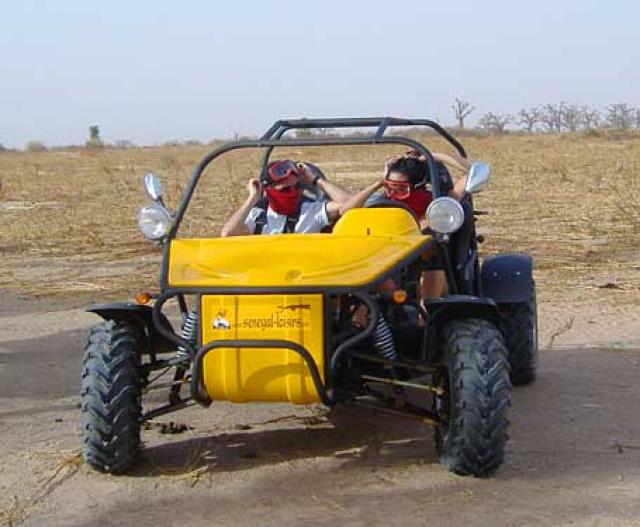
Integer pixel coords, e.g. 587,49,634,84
353,278,396,327
417,270,448,326
419,270,448,300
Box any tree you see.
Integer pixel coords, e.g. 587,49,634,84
86,125,104,148
540,104,563,132
560,103,581,132
478,113,513,134
0,142,6,152
606,103,635,130
635,108,640,130
451,98,475,129
517,107,541,132
581,106,601,130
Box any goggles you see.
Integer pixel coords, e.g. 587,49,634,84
267,160,299,186
383,179,412,200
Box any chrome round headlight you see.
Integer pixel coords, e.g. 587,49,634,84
426,197,465,234
137,204,171,240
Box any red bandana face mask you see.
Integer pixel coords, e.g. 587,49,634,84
265,185,301,216
384,184,432,218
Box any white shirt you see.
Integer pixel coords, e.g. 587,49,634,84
244,200,330,234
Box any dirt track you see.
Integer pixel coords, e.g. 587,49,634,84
2,290,640,526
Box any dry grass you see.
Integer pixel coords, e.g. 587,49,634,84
1,134,639,300
0,448,82,526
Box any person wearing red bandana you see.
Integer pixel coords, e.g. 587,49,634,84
340,150,471,227
220,159,350,236
341,150,474,308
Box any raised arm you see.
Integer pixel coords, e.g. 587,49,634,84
432,151,472,200
338,180,383,216
298,163,351,221
220,179,262,237
432,151,472,173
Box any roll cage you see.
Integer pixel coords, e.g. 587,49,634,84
167,117,467,240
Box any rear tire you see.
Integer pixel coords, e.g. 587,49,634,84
81,320,143,473
498,289,538,385
435,318,511,477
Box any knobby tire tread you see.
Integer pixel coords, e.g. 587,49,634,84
81,320,142,473
498,298,537,386
439,318,511,477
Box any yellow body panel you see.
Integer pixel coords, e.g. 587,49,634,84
332,207,420,236
168,209,428,288
200,294,324,403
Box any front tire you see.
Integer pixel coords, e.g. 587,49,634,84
81,320,143,473
436,318,511,477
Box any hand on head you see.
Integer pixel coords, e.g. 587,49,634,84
384,154,403,176
296,162,314,186
247,178,262,199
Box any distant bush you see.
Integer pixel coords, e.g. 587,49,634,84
163,139,180,147
183,139,203,147
0,143,6,152
114,139,136,149
25,140,46,152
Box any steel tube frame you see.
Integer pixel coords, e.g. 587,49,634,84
167,116,467,240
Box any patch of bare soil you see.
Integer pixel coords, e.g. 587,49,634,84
1,288,640,526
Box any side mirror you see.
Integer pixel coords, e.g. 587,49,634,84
465,162,491,195
143,172,164,202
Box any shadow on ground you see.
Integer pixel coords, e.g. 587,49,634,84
134,405,438,477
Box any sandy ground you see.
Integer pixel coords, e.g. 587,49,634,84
2,289,640,527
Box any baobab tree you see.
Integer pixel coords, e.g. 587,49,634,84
606,103,635,130
451,98,475,129
540,103,563,132
581,106,601,130
518,107,541,132
560,103,582,132
479,113,513,134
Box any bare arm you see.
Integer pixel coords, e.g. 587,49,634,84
432,151,472,201
298,164,351,221
220,179,262,237
338,180,382,216
339,155,400,215
432,151,472,173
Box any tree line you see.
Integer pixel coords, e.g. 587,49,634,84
4,102,640,153
452,98,640,133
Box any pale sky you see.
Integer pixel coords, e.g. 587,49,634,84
1,0,639,148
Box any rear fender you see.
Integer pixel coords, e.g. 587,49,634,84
481,253,533,304
423,295,498,362
86,303,176,355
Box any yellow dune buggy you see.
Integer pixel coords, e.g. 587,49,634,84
82,117,537,477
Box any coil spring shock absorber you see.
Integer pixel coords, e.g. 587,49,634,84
373,313,398,361
170,310,198,404
177,310,198,359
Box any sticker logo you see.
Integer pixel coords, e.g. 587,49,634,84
277,304,311,312
212,310,231,330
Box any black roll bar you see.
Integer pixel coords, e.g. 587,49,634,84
167,117,467,240
259,117,467,157
258,117,466,184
